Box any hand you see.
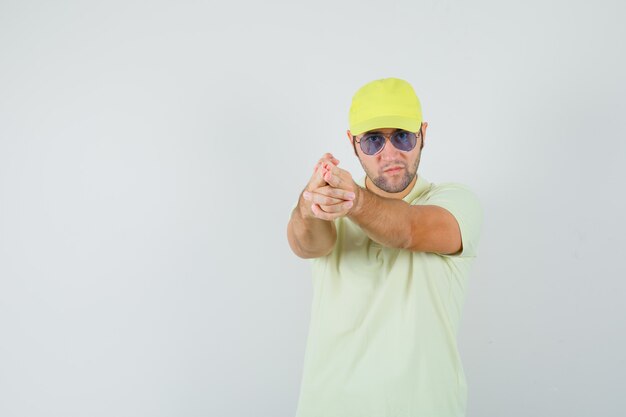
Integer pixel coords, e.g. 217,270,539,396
319,161,358,196
299,153,340,219
306,153,339,191
303,160,361,221
303,185,355,220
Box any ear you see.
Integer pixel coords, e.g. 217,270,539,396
420,122,428,150
347,129,359,157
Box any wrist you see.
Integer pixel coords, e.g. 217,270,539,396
298,191,321,220
298,196,313,219
348,183,365,217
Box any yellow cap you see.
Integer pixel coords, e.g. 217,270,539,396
348,77,422,136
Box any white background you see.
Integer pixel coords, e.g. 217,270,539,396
1,0,625,416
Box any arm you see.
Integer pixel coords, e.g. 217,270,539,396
287,191,337,259
308,162,462,255
348,186,462,255
287,153,355,259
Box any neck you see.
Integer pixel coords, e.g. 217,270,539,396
365,174,417,200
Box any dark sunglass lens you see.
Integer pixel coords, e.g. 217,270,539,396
361,135,385,155
391,131,417,151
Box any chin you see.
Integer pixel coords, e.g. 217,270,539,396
375,178,409,193
376,172,415,193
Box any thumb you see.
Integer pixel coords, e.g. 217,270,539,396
307,165,328,191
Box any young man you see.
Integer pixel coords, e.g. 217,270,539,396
287,77,484,417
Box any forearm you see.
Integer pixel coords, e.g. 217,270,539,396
287,193,337,258
348,186,412,249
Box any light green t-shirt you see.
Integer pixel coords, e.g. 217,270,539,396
292,173,483,417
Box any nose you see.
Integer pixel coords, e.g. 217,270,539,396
379,136,402,160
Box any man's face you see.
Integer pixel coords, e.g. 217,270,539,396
347,124,426,193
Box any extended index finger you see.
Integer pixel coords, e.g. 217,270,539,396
321,163,345,188
321,153,339,165
314,155,339,174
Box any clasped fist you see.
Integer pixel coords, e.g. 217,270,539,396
300,153,360,221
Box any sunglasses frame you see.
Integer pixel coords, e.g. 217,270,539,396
352,128,422,156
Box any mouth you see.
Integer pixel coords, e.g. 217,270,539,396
383,165,404,173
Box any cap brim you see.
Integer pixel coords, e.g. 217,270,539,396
350,115,422,136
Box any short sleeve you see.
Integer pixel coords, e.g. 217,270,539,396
421,183,484,258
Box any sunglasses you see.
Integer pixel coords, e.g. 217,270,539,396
353,129,420,156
